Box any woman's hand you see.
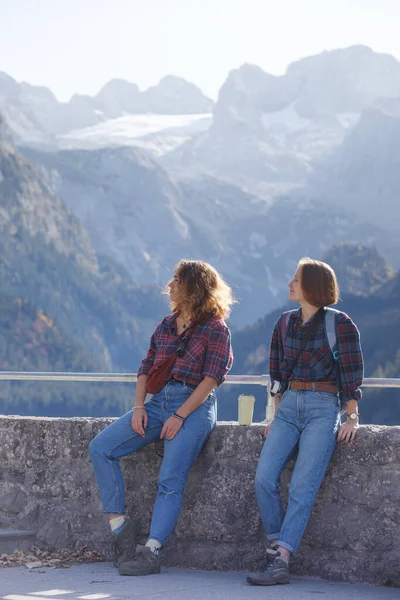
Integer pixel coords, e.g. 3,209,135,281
337,419,359,443
263,420,273,438
131,407,148,437
263,395,280,438
160,415,184,441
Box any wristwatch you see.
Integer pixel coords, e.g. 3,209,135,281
347,412,359,421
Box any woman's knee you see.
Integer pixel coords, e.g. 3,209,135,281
158,471,185,496
88,434,104,459
255,463,279,495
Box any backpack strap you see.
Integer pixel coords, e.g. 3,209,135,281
280,310,296,344
324,307,340,360
324,307,342,398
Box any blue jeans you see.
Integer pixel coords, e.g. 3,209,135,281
255,389,340,554
89,381,217,544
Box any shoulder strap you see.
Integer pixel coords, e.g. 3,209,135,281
176,321,198,356
324,308,343,396
324,308,340,360
280,310,296,344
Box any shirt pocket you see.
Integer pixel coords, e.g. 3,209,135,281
183,338,207,365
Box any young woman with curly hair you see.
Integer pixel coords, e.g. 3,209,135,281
89,259,234,577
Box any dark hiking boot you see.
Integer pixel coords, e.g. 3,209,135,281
247,547,291,586
119,544,161,576
111,519,137,567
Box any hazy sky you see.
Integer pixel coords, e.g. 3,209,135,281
1,0,400,102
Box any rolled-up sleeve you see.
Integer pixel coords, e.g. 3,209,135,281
137,331,157,377
336,313,364,405
202,323,233,386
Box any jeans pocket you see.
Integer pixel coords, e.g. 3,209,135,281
315,391,338,403
182,382,196,392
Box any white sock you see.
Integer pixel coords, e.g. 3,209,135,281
274,548,290,563
145,538,162,555
278,553,289,563
109,516,125,533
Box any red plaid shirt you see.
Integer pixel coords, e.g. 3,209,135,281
138,313,233,387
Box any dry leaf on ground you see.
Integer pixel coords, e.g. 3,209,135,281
0,546,103,569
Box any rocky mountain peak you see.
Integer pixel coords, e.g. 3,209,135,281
0,72,20,99
143,76,214,113
156,75,200,92
287,45,400,117
323,243,394,296
19,81,59,104
95,78,140,100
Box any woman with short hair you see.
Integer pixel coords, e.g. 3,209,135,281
247,257,363,586
89,259,234,577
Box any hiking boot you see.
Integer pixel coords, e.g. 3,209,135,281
119,544,161,576
111,519,137,567
247,547,291,586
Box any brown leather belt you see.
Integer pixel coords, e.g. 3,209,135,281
289,380,339,394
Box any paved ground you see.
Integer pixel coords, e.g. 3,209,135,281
0,562,398,600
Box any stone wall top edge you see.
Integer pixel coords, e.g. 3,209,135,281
0,414,399,433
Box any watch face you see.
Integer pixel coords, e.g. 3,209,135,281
349,412,358,420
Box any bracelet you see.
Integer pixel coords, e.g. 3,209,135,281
172,412,186,422
132,405,146,410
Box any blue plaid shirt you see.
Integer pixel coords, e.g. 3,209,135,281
270,308,364,408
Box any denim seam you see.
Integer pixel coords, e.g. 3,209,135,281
179,410,211,484
91,443,124,514
102,425,162,514
150,403,215,543
110,460,123,514
100,424,162,514
273,482,283,535
256,418,296,539
293,431,335,552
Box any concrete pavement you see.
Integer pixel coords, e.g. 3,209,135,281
0,562,398,600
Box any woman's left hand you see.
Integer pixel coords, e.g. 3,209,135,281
337,419,359,443
160,415,184,441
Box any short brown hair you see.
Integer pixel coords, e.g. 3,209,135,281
169,260,235,322
298,257,340,307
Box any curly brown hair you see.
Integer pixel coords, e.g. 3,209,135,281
168,260,235,322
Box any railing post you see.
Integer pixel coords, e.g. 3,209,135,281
265,378,274,423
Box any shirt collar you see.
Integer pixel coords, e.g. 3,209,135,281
293,308,302,327
294,307,323,328
163,312,177,331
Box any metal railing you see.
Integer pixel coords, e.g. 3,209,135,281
0,371,399,421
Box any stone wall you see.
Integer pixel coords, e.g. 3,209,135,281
0,416,399,586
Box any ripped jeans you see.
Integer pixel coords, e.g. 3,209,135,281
89,381,216,544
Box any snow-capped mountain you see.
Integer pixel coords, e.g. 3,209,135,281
59,113,212,155
161,46,400,197
0,72,214,144
3,45,400,200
